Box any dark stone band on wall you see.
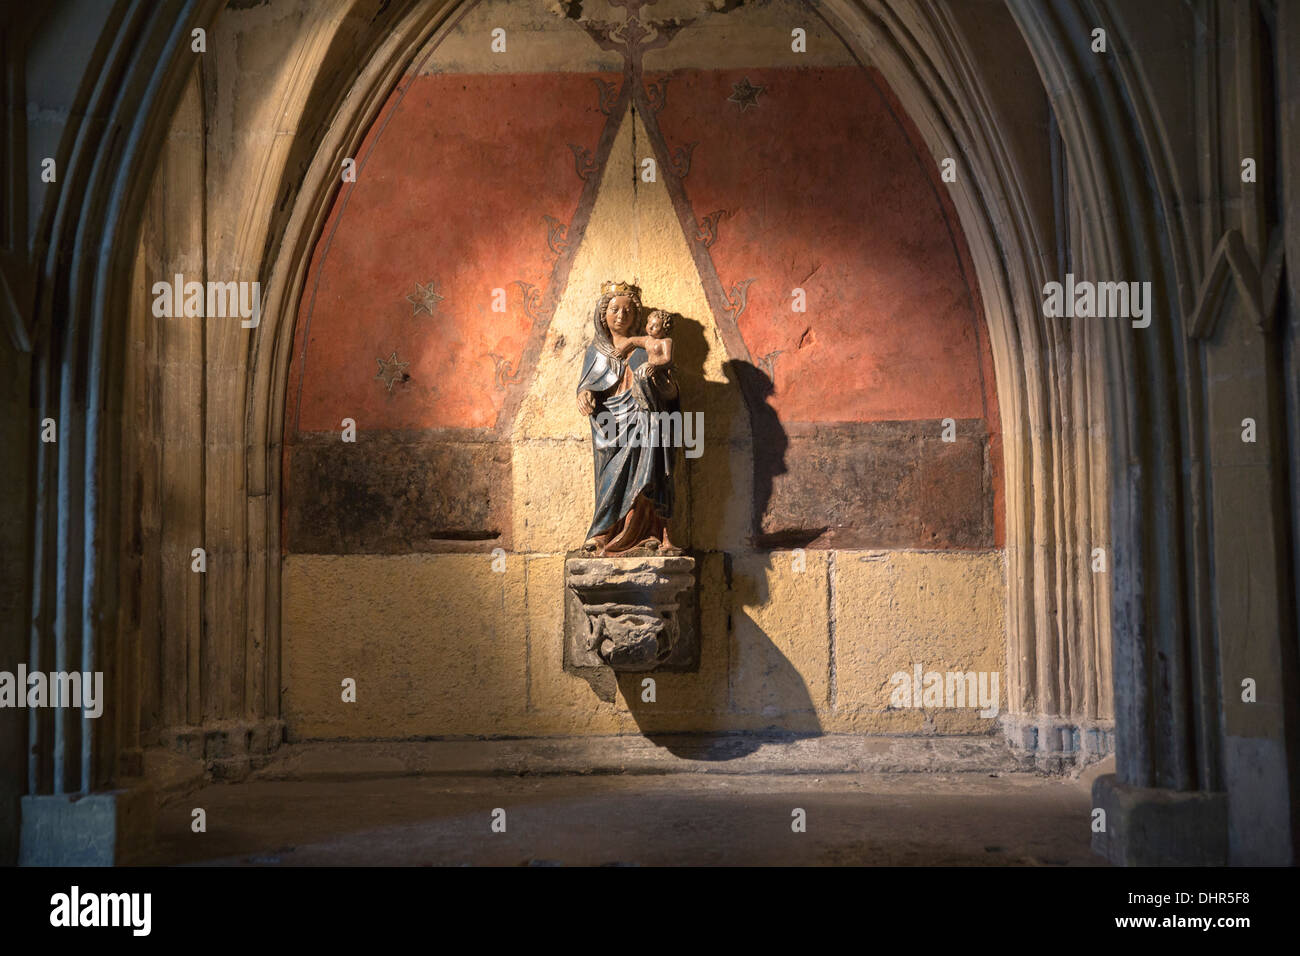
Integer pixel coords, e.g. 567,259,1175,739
287,435,509,553
756,418,994,550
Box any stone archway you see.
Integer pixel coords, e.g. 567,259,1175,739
7,0,1111,842
269,0,1012,741
234,0,1113,760
11,0,1297,866
14,0,1111,796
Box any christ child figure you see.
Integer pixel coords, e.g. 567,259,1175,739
617,309,675,381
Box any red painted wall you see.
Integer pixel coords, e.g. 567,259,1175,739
653,66,995,427
287,72,613,433
285,61,1003,550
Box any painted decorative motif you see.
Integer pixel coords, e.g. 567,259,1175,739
374,352,409,392
728,77,765,111
405,280,443,316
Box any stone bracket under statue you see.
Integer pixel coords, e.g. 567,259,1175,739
564,554,699,675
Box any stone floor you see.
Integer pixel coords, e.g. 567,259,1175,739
146,766,1109,866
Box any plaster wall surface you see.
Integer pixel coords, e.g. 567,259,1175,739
282,549,1004,737
280,0,1007,740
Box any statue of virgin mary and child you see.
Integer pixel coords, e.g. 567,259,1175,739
575,281,683,556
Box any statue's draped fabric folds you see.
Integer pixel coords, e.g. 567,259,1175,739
576,282,680,555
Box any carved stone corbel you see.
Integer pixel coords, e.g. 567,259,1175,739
564,555,698,675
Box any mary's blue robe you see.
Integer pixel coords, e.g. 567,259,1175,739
577,344,679,541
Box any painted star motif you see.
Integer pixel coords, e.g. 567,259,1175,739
406,280,444,316
728,77,765,112
375,351,409,392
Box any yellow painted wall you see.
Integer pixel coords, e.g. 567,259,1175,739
282,549,1005,738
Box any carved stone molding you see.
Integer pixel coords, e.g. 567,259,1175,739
999,714,1114,771
1188,227,1285,339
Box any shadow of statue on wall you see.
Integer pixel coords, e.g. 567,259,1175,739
731,358,829,549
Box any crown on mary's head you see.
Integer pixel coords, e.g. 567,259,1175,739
601,280,642,298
